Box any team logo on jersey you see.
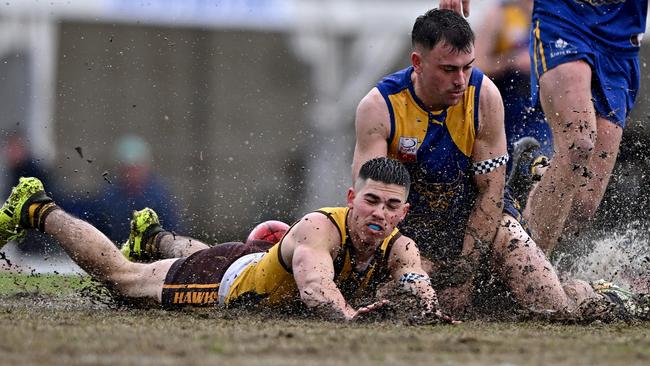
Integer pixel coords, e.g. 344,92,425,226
549,38,577,58
397,137,418,162
410,170,464,213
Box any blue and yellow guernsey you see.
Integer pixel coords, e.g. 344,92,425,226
377,66,483,260
224,207,402,307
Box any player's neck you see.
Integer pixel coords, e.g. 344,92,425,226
412,76,446,112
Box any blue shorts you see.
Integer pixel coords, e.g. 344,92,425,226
530,15,640,127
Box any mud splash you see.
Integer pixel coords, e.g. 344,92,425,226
554,221,650,293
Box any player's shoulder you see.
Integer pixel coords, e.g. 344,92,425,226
359,87,385,108
289,211,343,251
477,73,503,106
356,88,391,133
294,211,341,237
390,233,418,255
376,67,413,95
359,67,412,110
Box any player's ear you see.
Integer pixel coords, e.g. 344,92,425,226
401,202,410,219
411,51,422,72
346,187,355,208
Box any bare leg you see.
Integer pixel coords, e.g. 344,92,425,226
492,215,575,312
525,60,597,253
44,209,175,302
563,117,622,236
154,232,210,258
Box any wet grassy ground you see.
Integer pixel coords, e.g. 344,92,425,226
0,274,648,366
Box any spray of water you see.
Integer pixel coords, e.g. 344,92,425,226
554,221,650,293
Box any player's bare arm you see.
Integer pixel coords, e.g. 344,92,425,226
289,213,384,321
464,76,506,256
387,235,438,312
387,235,459,323
351,88,391,183
452,76,506,308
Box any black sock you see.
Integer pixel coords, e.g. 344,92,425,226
142,226,168,259
20,191,58,231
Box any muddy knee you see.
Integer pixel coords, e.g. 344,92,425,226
564,136,595,168
571,198,600,223
563,279,598,305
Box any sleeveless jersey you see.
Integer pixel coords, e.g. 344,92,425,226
376,66,483,260
533,0,647,56
224,207,402,306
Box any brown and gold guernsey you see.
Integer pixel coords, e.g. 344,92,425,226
224,207,402,307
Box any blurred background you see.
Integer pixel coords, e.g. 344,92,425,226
0,0,648,277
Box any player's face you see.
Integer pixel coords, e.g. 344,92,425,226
412,41,475,109
347,179,409,244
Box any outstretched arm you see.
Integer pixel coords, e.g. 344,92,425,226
453,76,507,311
388,236,439,312
290,213,386,321
387,235,459,323
351,88,391,184
439,0,470,17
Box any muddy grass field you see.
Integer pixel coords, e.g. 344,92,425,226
0,274,648,366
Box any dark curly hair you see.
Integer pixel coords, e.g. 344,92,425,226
411,9,474,53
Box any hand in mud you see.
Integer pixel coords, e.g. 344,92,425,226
439,281,473,314
413,308,461,325
349,299,390,321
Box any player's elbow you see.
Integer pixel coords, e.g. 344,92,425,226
298,277,331,309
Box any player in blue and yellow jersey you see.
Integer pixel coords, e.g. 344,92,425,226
525,0,648,254
0,158,451,322
353,8,508,313
351,8,650,318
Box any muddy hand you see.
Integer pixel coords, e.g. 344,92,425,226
351,299,390,320
430,309,461,324
411,308,461,325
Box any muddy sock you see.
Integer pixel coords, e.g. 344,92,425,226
20,191,59,232
143,228,169,259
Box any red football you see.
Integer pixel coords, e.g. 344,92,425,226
246,220,290,244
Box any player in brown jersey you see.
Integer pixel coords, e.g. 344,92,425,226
0,158,452,322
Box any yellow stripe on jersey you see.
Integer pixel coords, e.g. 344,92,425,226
534,20,548,73
445,85,477,157
387,85,476,158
